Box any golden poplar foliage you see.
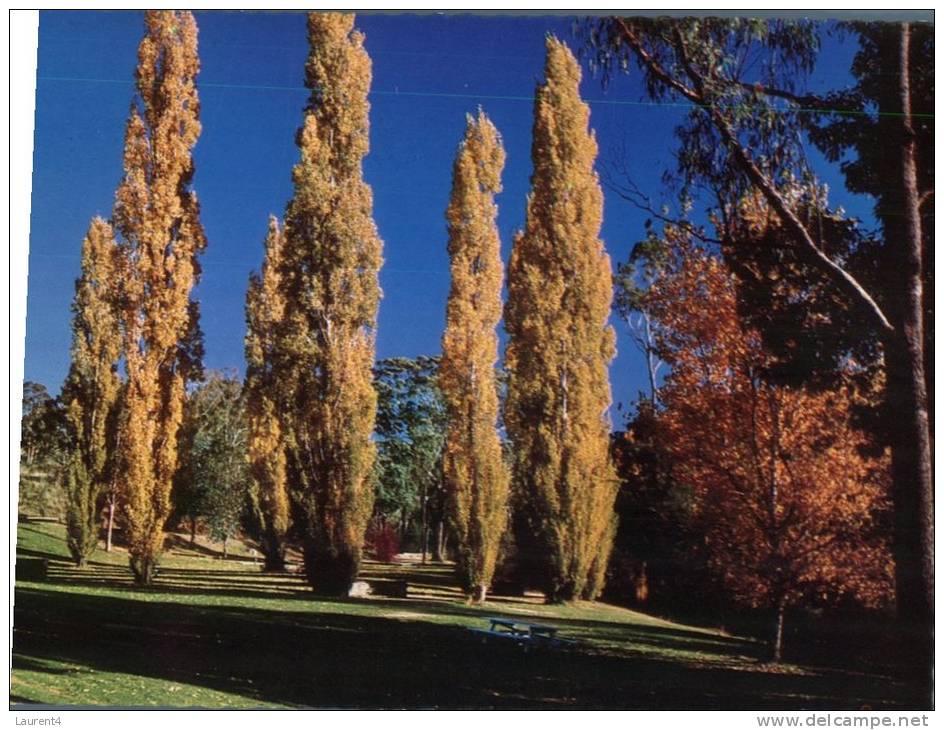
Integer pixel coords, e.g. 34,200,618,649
440,111,510,603
62,218,122,566
280,13,383,594
245,218,291,571
504,38,618,602
112,11,206,584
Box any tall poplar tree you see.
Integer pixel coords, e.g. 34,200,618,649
61,218,122,567
504,38,618,603
280,12,383,594
440,111,510,603
113,11,206,585
245,217,290,571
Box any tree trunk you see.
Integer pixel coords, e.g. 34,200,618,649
420,480,429,565
432,519,444,562
261,531,286,572
263,552,286,572
472,584,487,604
887,24,933,706
643,314,659,406
438,521,448,562
130,555,156,586
634,561,649,603
222,534,228,560
105,494,115,552
190,516,197,546
771,596,786,663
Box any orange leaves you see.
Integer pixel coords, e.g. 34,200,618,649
646,234,893,611
111,11,206,584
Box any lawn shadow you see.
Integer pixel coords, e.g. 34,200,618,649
12,581,919,710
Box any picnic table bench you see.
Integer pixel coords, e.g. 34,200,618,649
469,616,575,650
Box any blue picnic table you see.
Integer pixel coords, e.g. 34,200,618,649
469,616,574,650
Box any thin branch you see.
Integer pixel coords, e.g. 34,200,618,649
602,163,724,245
735,81,834,112
615,19,701,105
667,24,896,336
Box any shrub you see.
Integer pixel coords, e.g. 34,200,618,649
367,521,400,563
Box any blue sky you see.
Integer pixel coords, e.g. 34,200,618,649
24,11,870,423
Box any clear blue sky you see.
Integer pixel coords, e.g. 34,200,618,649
24,11,869,423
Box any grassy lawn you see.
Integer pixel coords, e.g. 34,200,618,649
11,522,917,709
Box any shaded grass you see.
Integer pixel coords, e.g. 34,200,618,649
11,523,919,709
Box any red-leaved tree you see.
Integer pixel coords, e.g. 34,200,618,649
646,231,893,662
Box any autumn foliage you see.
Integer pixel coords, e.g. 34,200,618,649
244,218,291,571
62,218,122,566
440,111,510,603
504,38,618,602
278,13,383,595
112,11,207,584
644,231,893,660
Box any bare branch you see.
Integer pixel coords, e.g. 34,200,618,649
601,158,723,245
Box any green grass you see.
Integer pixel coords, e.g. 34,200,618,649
12,522,918,709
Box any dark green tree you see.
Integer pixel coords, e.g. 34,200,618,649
608,403,696,610
20,382,69,467
19,382,71,518
373,356,447,559
176,373,251,559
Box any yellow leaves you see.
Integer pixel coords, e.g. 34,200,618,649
276,13,382,592
441,111,510,598
505,38,617,602
63,217,124,564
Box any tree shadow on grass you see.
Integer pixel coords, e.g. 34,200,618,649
35,564,310,602
15,547,67,564
19,563,923,695
11,584,919,710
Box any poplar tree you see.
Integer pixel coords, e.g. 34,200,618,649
440,111,510,603
62,218,122,567
112,11,206,585
280,12,383,594
245,217,290,571
504,38,618,603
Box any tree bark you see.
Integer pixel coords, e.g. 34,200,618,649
771,596,786,663
190,516,197,546
420,479,429,565
887,23,934,705
432,519,444,562
105,494,115,552
261,531,286,572
634,561,649,603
